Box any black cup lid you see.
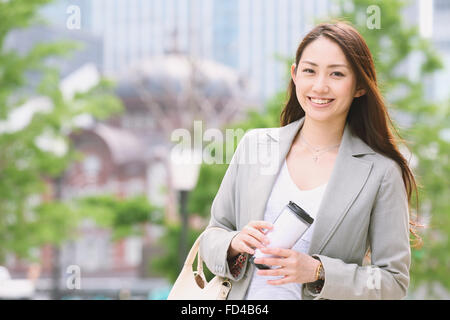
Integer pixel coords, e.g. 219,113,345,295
287,201,314,225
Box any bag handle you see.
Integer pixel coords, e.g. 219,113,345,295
184,227,226,276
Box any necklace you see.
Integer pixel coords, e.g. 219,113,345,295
299,134,341,162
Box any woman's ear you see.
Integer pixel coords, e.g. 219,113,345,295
354,87,366,98
291,63,297,84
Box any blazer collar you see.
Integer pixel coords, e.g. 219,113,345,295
267,117,376,158
248,116,375,255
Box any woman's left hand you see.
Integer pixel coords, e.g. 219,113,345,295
253,247,320,285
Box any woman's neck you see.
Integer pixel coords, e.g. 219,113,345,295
295,117,345,148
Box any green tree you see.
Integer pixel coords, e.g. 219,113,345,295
0,0,123,264
75,194,163,240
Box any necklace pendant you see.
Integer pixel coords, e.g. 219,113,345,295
313,155,319,162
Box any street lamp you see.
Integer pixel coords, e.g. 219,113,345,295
169,145,201,272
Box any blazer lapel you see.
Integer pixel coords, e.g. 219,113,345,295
247,118,305,223
307,123,375,255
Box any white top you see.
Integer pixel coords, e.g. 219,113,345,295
245,159,328,300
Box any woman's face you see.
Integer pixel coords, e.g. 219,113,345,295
291,36,365,124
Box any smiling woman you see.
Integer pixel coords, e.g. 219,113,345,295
294,42,363,116
199,20,421,300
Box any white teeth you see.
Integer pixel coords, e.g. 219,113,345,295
310,98,333,104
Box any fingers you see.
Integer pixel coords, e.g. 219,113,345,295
259,247,291,258
242,225,269,246
253,256,285,267
239,221,273,252
238,242,255,255
248,221,273,232
266,276,294,286
236,233,267,255
241,234,265,251
256,268,295,286
229,221,273,256
257,267,286,277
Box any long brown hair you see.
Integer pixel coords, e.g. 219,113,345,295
280,21,422,248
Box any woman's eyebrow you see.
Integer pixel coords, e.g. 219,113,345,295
300,60,349,69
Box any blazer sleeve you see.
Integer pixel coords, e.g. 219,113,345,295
199,131,251,281
305,162,411,299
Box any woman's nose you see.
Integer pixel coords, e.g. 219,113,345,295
312,75,330,93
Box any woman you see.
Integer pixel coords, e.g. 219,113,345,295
199,21,420,300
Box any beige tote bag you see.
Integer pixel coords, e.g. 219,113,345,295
167,227,232,300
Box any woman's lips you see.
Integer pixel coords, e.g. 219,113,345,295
307,96,335,108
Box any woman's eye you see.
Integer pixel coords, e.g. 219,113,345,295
332,71,344,77
302,69,344,77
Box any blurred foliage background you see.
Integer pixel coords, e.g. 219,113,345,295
0,0,123,263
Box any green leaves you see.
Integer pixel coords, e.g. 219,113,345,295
0,0,123,264
0,0,52,45
75,195,164,241
30,201,80,246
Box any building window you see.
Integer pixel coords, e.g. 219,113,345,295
82,155,101,183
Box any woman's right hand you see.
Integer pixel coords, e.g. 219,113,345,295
228,221,273,258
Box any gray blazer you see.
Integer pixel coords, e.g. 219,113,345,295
199,117,411,300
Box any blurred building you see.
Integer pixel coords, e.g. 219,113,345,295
38,0,449,104
112,53,254,135
39,0,336,103
61,123,153,277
